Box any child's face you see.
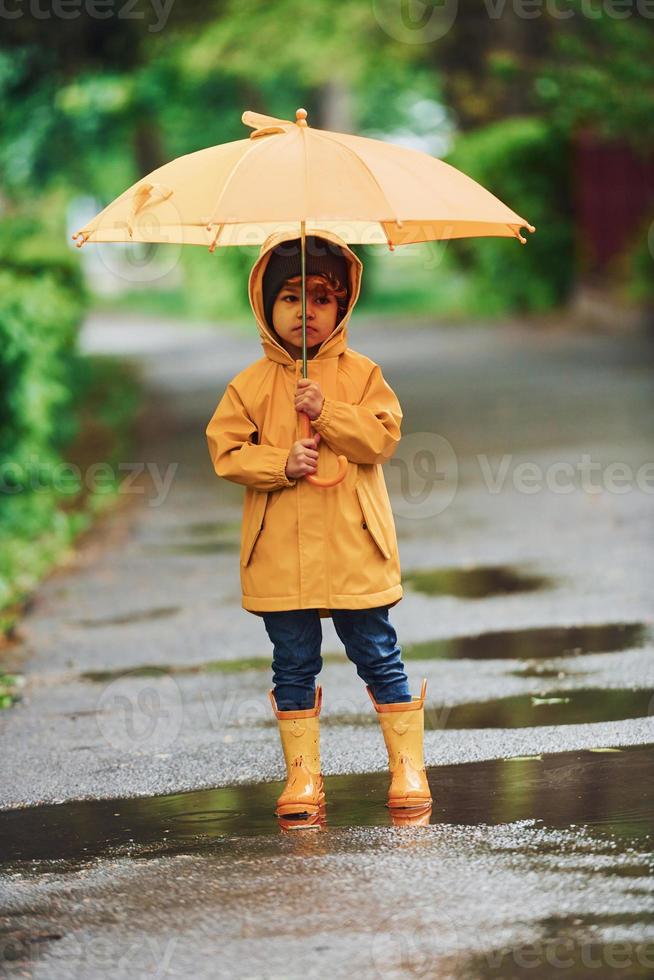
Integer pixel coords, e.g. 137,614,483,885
271,275,340,358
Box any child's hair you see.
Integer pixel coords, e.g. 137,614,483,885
262,235,350,329
280,272,349,323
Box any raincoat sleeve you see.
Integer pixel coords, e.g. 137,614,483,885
311,364,402,466
206,382,297,492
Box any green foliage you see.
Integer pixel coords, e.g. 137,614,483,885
445,117,575,315
0,210,84,620
0,211,142,634
176,0,377,89
0,673,21,709
534,3,654,149
0,213,88,478
3,0,649,334
0,354,141,630
356,243,471,320
621,222,654,305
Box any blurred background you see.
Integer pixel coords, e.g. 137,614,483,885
1,0,653,646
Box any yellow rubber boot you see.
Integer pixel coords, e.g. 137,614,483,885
366,679,432,811
268,685,325,821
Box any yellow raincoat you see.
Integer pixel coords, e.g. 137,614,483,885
205,230,403,618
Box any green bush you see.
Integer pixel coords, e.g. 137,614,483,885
0,212,141,635
0,214,88,471
622,220,654,306
445,117,575,316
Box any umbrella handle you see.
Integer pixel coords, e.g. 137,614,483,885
299,412,347,488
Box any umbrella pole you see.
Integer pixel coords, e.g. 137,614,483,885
300,220,307,379
297,221,348,489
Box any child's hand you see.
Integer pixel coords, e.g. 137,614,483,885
285,433,322,480
295,379,324,421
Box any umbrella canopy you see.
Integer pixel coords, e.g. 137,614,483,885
72,107,535,488
72,108,535,252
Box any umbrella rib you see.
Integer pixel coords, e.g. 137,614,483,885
301,123,308,223
205,135,278,229
311,128,402,229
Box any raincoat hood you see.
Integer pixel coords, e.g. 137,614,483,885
248,230,363,365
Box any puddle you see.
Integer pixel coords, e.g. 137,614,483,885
0,744,651,867
324,688,654,730
462,934,654,980
403,564,552,598
181,520,241,537
140,520,241,556
76,622,649,684
144,541,239,555
71,606,181,628
80,652,347,684
420,688,654,730
509,664,589,680
401,621,649,662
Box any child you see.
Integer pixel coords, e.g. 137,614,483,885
206,232,431,823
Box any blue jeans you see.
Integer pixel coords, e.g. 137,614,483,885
262,606,412,710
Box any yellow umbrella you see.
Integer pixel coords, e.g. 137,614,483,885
73,107,535,486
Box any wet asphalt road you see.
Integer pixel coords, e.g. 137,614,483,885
1,311,653,978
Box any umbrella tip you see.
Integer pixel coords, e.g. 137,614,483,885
295,108,308,127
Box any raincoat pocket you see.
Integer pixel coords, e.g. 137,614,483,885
355,479,391,560
241,490,269,567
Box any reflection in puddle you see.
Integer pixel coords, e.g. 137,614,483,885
421,688,654,730
463,935,654,980
463,906,654,980
0,744,651,867
403,564,552,598
325,688,654,730
71,606,181,628
402,621,649,662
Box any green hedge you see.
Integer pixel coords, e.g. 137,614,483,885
445,117,575,316
0,214,141,636
0,215,87,467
